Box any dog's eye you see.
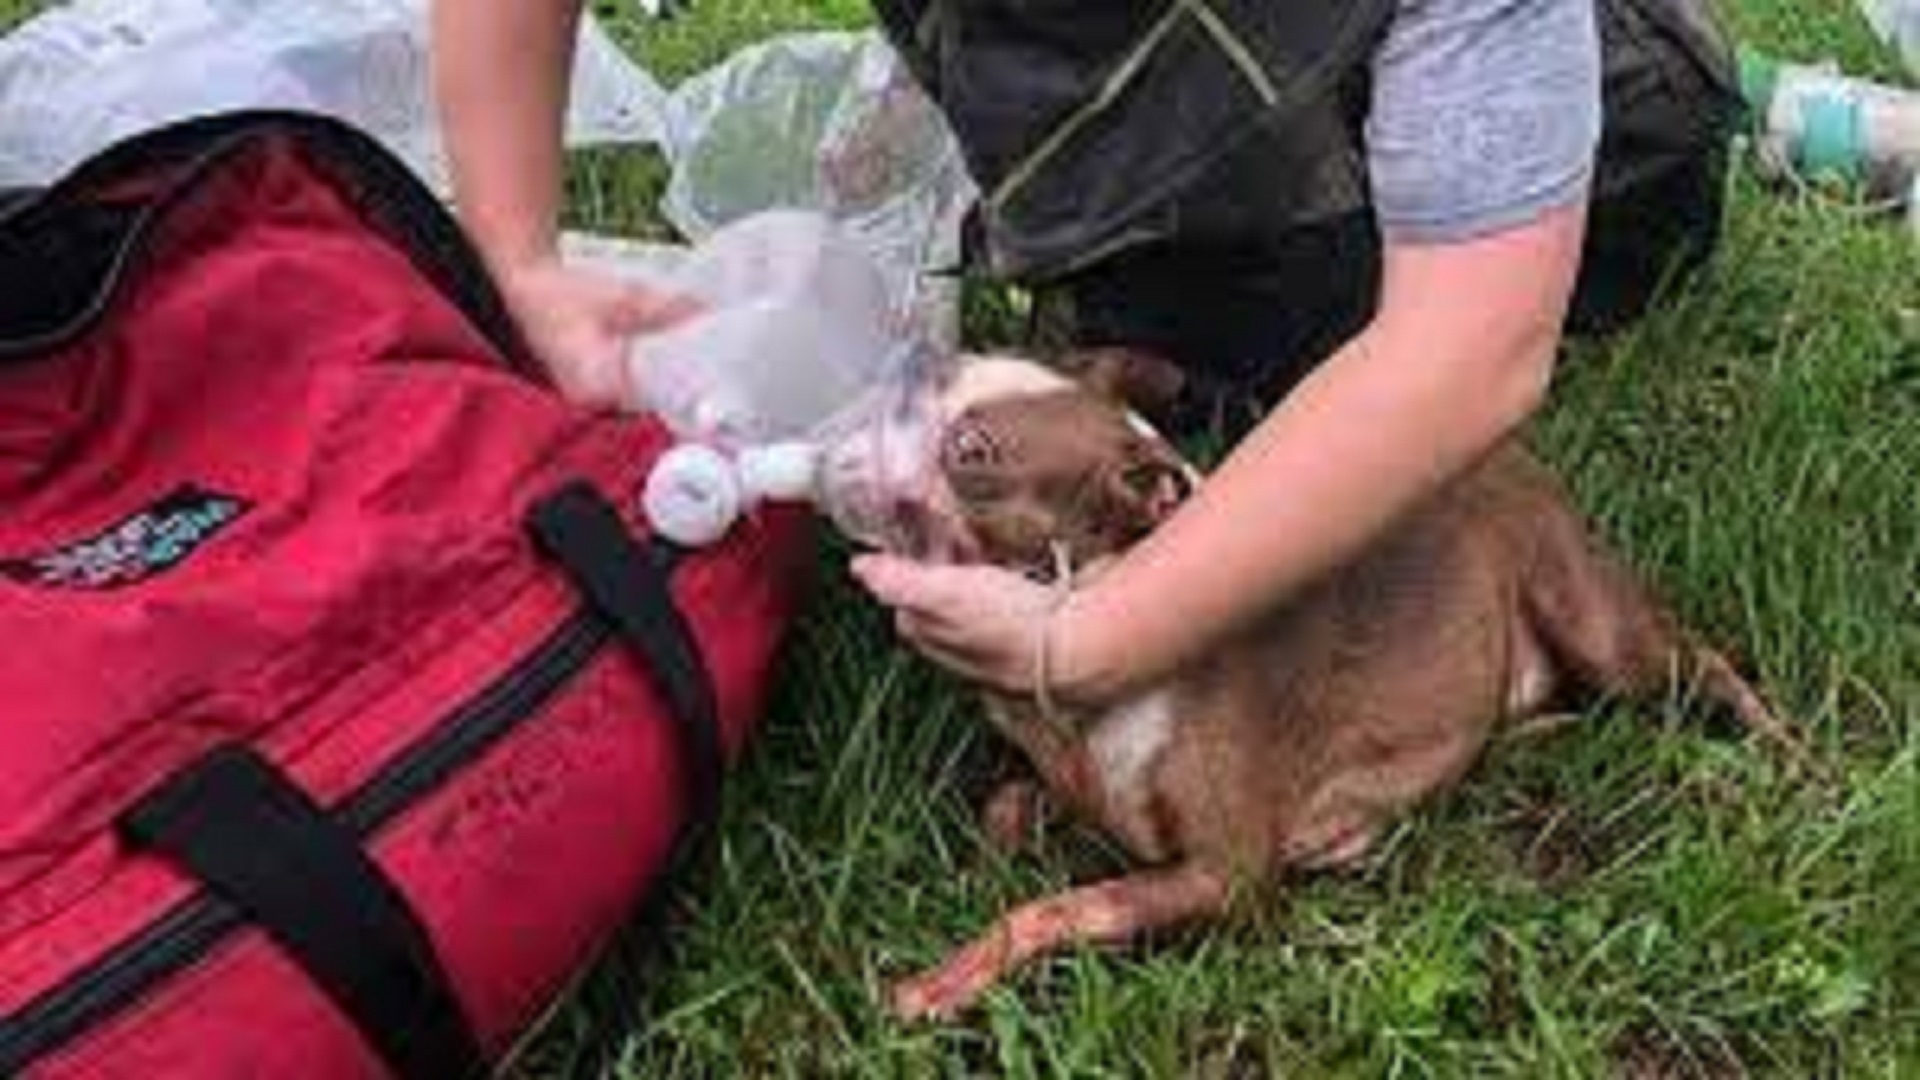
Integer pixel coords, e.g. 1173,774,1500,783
947,425,998,469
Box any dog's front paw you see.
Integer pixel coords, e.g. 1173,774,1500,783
887,974,950,1022
981,779,1048,854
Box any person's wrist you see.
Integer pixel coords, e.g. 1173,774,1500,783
465,215,561,290
487,245,562,292
1050,588,1128,708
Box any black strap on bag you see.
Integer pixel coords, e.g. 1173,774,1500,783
116,745,486,1080
525,481,723,831
520,480,731,1080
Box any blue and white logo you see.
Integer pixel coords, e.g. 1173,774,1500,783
2,486,252,590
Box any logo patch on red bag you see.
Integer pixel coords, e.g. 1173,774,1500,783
1,485,251,589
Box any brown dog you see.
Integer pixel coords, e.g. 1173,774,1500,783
850,353,1805,1021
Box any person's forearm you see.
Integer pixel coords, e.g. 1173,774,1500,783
430,0,582,272
1066,209,1585,699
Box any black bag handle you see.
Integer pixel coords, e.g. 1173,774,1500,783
117,745,486,1080
526,482,724,831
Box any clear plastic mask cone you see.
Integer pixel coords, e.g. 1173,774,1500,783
807,342,952,557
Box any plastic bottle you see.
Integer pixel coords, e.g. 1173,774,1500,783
1739,49,1920,202
641,342,949,551
629,210,902,450
621,209,964,549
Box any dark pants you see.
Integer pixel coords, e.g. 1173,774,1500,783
1033,149,1730,437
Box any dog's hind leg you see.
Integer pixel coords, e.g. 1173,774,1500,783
1687,646,1815,770
1523,530,1811,768
889,862,1230,1021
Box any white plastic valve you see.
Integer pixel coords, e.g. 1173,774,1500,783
735,442,820,502
643,444,744,547
642,441,824,547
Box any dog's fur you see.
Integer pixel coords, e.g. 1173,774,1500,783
872,352,1806,1021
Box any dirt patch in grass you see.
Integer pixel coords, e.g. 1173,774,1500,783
1609,1023,1748,1080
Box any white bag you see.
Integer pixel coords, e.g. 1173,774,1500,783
0,0,668,191
658,30,977,349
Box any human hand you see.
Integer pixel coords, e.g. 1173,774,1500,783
495,258,700,409
851,554,1121,708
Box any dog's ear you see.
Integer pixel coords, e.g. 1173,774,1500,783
1053,346,1186,423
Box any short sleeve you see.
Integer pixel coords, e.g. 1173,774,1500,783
1365,0,1603,244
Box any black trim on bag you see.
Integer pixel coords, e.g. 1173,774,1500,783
0,110,540,380
526,482,722,831
116,746,486,1080
0,609,611,1075
519,484,734,1080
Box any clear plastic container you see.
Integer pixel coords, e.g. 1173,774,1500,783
629,210,904,449
0,0,666,191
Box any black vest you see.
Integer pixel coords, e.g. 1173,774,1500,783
876,0,1741,290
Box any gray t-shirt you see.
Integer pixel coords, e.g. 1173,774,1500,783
1366,0,1603,244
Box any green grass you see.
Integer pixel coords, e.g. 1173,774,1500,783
6,0,1917,1075
545,7,1920,1077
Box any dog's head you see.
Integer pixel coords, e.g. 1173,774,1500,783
820,352,1195,575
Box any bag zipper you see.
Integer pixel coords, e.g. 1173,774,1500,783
0,605,612,1075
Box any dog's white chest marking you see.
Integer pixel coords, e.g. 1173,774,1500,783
1504,626,1558,717
1087,690,1176,812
